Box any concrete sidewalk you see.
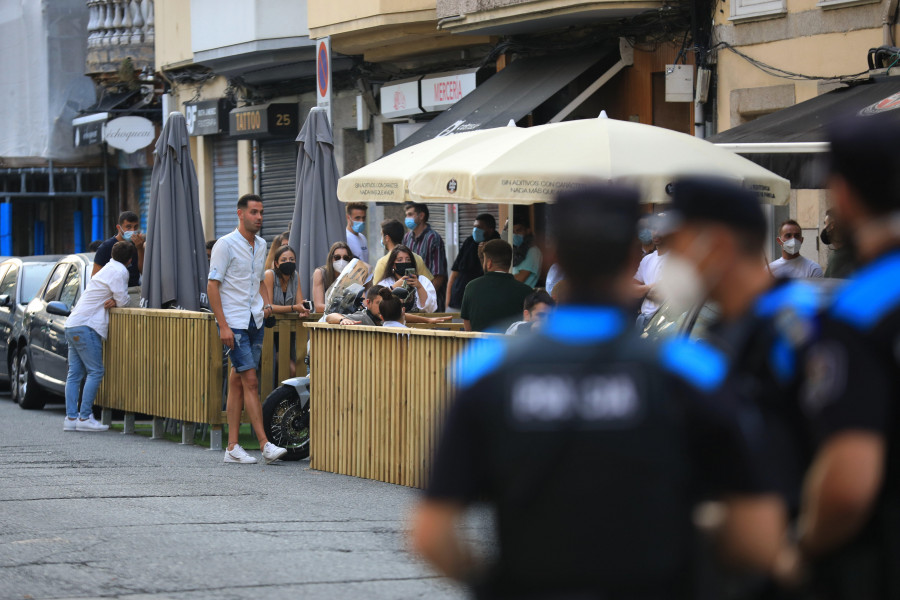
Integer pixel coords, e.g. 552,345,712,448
0,395,483,600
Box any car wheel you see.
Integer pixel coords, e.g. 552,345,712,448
262,385,310,461
16,348,44,410
9,352,19,402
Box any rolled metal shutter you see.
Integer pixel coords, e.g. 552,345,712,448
213,138,239,238
259,139,297,243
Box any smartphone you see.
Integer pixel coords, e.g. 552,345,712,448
302,299,313,311
405,268,417,279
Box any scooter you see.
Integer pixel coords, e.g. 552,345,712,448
262,376,310,461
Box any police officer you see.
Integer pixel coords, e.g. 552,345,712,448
409,184,791,599
790,114,900,599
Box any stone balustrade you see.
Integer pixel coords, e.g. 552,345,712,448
87,0,154,49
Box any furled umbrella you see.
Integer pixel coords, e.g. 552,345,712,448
289,107,345,298
140,111,209,310
407,114,791,205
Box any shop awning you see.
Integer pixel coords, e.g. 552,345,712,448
388,48,613,154
710,76,900,188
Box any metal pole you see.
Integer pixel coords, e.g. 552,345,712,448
102,142,110,238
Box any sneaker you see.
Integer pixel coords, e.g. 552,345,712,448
224,444,257,464
262,442,287,464
75,416,109,432
63,418,77,432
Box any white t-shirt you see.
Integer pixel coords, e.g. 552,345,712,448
634,251,667,316
346,230,369,263
377,275,438,312
66,259,130,339
769,256,824,279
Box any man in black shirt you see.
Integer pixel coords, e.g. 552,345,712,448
790,114,900,599
411,184,791,599
446,213,500,311
93,211,144,304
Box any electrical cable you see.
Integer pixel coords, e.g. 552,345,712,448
711,41,871,81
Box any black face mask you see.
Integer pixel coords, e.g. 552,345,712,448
278,262,296,277
820,228,831,246
395,262,414,276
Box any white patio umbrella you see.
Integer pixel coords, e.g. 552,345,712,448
406,114,791,205
336,121,520,204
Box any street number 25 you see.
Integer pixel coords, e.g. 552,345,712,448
275,113,291,126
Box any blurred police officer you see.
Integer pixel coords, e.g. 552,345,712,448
791,114,900,599
410,184,791,600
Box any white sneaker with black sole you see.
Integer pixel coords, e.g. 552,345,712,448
224,444,257,464
75,416,109,432
262,442,287,464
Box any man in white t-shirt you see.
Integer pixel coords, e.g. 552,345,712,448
633,228,668,328
768,219,823,279
344,202,369,263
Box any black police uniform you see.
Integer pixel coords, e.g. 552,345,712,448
426,305,772,600
800,248,900,599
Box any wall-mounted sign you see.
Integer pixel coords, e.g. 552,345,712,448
104,116,156,153
229,103,299,139
421,69,478,112
380,78,423,119
185,99,234,136
316,36,332,126
72,112,108,148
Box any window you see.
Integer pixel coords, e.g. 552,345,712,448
42,265,69,303
59,268,82,309
730,0,786,21
20,263,54,303
0,265,16,299
816,0,879,8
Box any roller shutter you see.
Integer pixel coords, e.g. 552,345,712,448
213,138,240,238
259,139,297,243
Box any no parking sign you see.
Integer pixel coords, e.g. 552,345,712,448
316,37,332,126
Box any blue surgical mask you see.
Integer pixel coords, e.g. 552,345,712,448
351,221,365,234
380,237,387,250
123,230,137,241
472,227,485,243
638,229,653,245
404,217,416,229
513,233,524,247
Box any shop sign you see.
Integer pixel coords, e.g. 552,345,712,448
229,103,299,139
421,69,478,112
72,112,107,147
185,99,233,136
105,116,156,153
380,78,423,119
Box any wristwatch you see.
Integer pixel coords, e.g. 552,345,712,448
263,304,273,311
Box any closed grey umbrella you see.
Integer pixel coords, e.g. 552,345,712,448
289,107,345,301
140,111,208,311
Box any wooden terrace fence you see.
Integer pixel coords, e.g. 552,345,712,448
96,309,485,487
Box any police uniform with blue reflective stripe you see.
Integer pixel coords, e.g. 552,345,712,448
800,249,900,599
427,305,772,600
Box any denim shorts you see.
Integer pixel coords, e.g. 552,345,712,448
227,320,264,372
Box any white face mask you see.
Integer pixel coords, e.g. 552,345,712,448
656,235,719,313
333,258,349,273
782,238,801,256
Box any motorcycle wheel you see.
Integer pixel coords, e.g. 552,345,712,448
262,385,310,461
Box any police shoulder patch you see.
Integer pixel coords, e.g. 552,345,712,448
659,337,728,392
831,251,900,330
451,337,507,389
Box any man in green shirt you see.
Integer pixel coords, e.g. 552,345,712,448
461,239,533,332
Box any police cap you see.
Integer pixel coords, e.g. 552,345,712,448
668,176,767,247
826,112,900,215
550,184,641,284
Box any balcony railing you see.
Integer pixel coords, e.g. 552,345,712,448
87,0,154,48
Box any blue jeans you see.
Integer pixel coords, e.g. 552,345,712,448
65,326,105,420
228,320,264,373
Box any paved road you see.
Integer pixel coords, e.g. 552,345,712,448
0,394,482,600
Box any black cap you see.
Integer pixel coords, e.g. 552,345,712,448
826,112,900,214
550,184,641,283
668,176,766,242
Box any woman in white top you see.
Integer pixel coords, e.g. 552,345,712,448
376,245,437,313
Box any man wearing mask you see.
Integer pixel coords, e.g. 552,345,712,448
768,220,823,278
511,217,542,288
93,210,145,305
403,202,447,310
632,218,668,329
344,202,369,263
821,209,853,278
446,213,499,311
789,114,900,599
372,219,433,284
638,217,655,256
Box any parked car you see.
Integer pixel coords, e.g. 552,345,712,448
14,253,95,409
0,256,64,393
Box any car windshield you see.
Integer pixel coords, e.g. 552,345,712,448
21,263,55,303
640,301,692,341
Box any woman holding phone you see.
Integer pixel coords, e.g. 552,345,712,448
263,245,310,377
376,245,437,313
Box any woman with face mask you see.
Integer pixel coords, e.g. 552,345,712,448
263,245,310,377
312,242,355,313
376,245,438,313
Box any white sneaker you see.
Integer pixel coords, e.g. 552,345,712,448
224,444,257,464
63,418,77,432
75,416,109,432
262,442,287,464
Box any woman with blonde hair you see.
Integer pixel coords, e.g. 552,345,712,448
264,230,290,270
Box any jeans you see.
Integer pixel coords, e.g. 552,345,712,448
65,326,105,420
228,320,264,373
